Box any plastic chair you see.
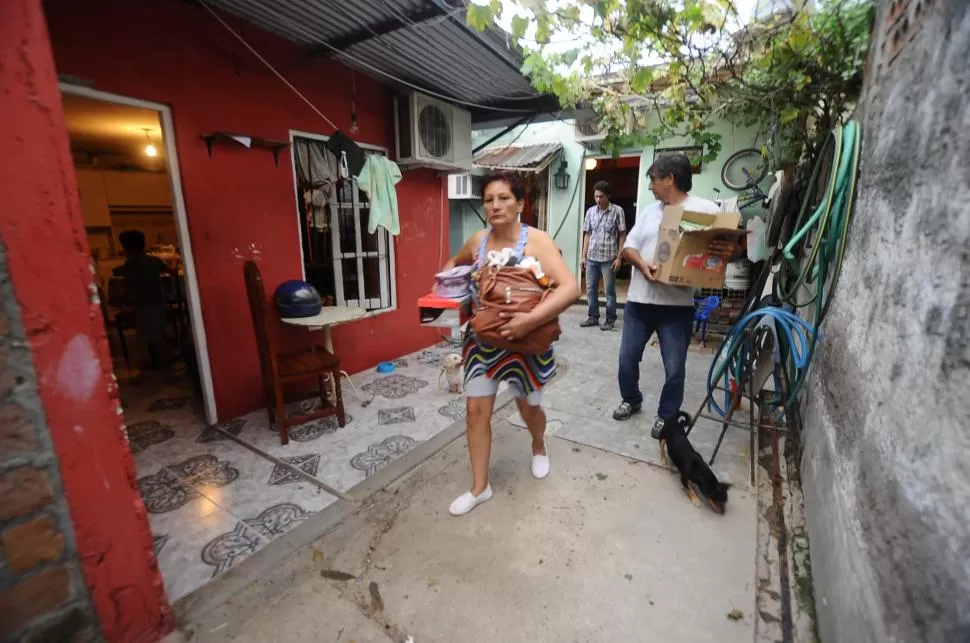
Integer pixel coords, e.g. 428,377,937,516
693,295,722,345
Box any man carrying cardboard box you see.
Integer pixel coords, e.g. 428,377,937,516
612,154,742,439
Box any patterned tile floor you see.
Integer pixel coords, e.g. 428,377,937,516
120,340,477,603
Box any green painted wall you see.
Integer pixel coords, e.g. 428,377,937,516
449,116,768,278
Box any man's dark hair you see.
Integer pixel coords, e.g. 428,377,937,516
647,154,693,193
482,170,526,201
119,229,147,254
593,180,612,196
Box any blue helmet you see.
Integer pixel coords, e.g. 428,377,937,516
274,280,322,318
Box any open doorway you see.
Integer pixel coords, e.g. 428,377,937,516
581,155,640,294
61,87,215,427
520,168,551,232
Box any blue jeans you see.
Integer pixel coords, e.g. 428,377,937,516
586,260,617,322
618,302,694,419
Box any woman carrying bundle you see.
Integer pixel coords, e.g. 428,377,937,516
439,171,580,516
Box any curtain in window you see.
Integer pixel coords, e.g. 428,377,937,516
294,139,339,231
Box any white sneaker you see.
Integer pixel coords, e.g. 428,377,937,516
448,485,493,516
532,453,551,479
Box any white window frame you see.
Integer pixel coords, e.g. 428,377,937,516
289,130,397,315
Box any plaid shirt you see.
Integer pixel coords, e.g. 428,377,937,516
583,203,626,262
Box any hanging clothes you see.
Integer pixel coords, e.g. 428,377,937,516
294,138,339,232
325,130,366,178
358,155,402,236
304,184,334,230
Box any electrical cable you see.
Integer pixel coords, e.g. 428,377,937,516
704,120,862,415
202,1,539,114
199,1,338,131
375,0,540,102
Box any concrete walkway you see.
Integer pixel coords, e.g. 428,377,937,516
176,307,758,643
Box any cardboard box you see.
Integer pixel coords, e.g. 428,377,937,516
652,206,745,289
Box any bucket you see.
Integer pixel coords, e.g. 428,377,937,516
724,259,752,291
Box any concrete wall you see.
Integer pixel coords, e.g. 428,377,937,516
0,1,172,639
0,243,103,642
454,117,762,278
800,1,970,641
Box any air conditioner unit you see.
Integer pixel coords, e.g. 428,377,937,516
447,173,481,200
395,91,472,171
574,114,606,144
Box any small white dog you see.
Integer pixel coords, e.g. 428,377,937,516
442,353,463,394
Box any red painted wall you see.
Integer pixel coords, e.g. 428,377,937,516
43,0,447,420
0,1,171,640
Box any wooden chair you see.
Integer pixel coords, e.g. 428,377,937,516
243,261,345,445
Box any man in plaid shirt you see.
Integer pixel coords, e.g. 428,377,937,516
581,180,626,331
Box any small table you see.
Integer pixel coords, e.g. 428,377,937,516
279,306,368,352
279,306,368,406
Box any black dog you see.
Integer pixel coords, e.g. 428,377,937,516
658,411,731,513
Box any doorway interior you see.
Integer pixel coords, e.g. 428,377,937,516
61,87,214,424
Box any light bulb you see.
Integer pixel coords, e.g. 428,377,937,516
584,158,598,170
145,144,158,157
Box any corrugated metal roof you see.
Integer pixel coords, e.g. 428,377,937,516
203,0,551,116
473,143,562,172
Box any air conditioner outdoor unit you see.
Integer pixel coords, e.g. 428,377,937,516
395,91,472,171
447,173,481,200
574,114,606,144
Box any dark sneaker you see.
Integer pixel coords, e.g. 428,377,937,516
650,416,666,440
601,320,615,331
580,318,599,328
613,401,642,421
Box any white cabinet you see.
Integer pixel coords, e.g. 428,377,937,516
75,169,111,227
102,171,172,208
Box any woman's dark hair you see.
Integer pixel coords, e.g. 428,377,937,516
593,180,611,196
481,170,526,201
647,153,693,193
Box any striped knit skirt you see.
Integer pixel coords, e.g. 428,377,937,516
461,329,556,394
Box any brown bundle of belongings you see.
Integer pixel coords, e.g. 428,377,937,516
470,264,561,354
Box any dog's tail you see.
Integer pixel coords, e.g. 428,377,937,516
674,410,692,428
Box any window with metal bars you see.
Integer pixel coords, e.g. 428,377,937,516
292,134,395,312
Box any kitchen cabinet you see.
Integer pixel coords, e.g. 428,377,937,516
75,169,111,227
103,171,172,208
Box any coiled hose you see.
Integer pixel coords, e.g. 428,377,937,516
706,120,862,415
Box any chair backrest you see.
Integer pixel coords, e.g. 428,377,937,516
695,295,722,320
243,261,278,378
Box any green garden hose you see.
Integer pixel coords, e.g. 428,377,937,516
706,120,862,414
775,119,862,404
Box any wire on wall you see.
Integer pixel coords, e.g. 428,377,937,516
205,0,538,115
200,0,538,127
199,1,339,131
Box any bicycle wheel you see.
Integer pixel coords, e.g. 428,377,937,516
721,148,768,191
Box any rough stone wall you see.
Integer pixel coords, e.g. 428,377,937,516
0,1,171,640
800,0,970,642
0,242,100,642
